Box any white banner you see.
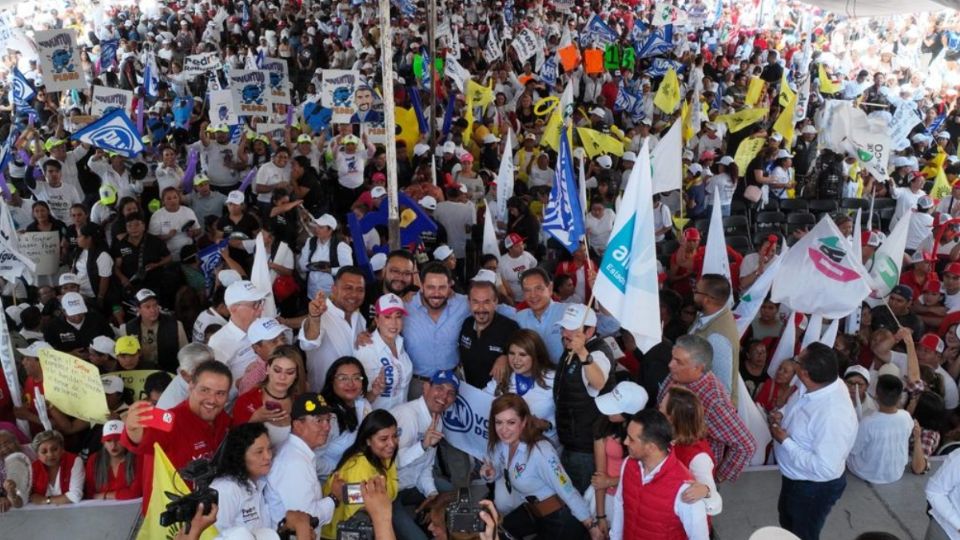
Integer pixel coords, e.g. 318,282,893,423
0,202,37,284
260,57,292,105
19,231,60,276
652,1,688,26
229,70,270,117
90,86,133,116
496,129,515,223
511,28,540,63
208,89,238,126
889,105,923,151
34,29,84,92
442,383,494,460
651,121,683,194
734,249,785,337
321,70,361,124
182,52,222,77
0,297,29,435
864,213,910,307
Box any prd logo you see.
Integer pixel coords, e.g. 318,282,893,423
808,236,861,282
442,395,473,434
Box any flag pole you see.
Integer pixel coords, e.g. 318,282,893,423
380,0,400,250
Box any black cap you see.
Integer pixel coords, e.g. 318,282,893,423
291,393,332,420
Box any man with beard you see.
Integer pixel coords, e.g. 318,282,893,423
300,266,367,392
363,249,420,321
458,277,519,388
689,274,739,399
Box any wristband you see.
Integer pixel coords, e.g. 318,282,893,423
328,493,340,507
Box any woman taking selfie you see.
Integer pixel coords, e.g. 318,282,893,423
481,394,599,540
321,409,399,539
317,356,372,481
29,430,84,505
84,420,141,500
232,346,307,445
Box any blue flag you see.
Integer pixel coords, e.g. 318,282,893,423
636,25,674,59
143,54,160,98
441,92,456,138
100,39,119,70
357,192,437,248
199,240,228,292
408,86,429,134
10,68,36,115
647,58,684,78
347,212,375,283
71,108,144,157
173,96,193,128
927,112,947,136
542,130,584,253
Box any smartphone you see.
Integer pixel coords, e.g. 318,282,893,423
344,483,364,505
265,401,281,412
141,406,175,432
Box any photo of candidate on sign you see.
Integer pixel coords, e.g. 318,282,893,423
229,70,270,117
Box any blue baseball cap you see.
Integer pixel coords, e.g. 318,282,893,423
430,369,460,392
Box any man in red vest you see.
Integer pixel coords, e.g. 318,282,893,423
610,410,709,540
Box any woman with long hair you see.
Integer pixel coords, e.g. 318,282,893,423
83,420,140,500
355,293,412,410
316,356,372,481
232,346,306,446
73,222,116,310
661,387,722,517
29,430,84,504
321,409,399,539
290,154,326,215
210,423,275,534
481,394,595,540
485,329,558,446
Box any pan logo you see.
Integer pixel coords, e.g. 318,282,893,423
90,126,135,153
443,395,473,434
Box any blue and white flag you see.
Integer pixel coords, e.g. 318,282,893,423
615,84,644,122
710,0,724,26
926,111,947,137
143,53,160,98
540,54,558,88
504,0,515,26
441,382,494,460
199,239,228,292
99,39,119,70
581,14,619,48
542,130,584,253
593,139,662,352
10,67,36,115
636,25,674,59
391,0,416,16
70,108,144,157
646,58,684,78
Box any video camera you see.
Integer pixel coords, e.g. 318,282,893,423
445,487,487,534
336,509,375,540
159,458,219,534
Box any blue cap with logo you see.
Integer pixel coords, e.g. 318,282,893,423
430,369,460,392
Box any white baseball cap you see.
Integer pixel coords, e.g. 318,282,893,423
224,280,268,307
801,124,817,135
101,375,124,394
433,245,454,261
622,151,637,162
472,269,497,283
101,419,125,440
91,336,117,357
58,273,80,287
442,141,456,153
370,252,387,272
419,196,438,210
61,292,87,317
375,293,408,316
414,143,431,156
775,149,793,160
597,155,613,169
246,317,285,344
595,381,649,415
688,163,704,176
135,288,158,305
556,304,598,330
718,156,735,166
370,186,387,198
482,134,500,144
313,213,337,229
226,190,245,206
590,107,606,117
218,269,242,288
17,341,51,358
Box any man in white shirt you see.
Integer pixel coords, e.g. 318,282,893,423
498,233,537,303
264,393,345,529
299,267,367,391
199,124,240,191
610,409,709,540
889,172,925,230
45,138,86,193
88,150,139,199
433,185,477,280
906,196,936,252
926,443,960,539
148,187,201,261
585,200,616,256
769,343,858,540
389,370,459,540
36,160,82,223
846,374,915,484
207,281,267,393
254,147,291,209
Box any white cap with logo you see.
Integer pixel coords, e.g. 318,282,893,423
595,381,649,415
224,280,268,307
556,304,597,330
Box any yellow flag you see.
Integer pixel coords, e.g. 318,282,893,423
681,100,694,142
466,79,494,109
773,93,798,145
464,93,476,145
138,444,218,540
778,73,796,108
576,127,624,157
654,68,681,114
394,107,421,158
745,77,764,106
735,137,766,173
717,107,769,133
609,124,631,145
818,64,842,95
932,167,952,201
541,110,563,151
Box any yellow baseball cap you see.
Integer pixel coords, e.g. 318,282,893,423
115,335,141,356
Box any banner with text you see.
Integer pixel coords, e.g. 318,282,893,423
228,70,270,117
39,348,110,424
91,86,133,117
34,29,84,92
321,70,361,124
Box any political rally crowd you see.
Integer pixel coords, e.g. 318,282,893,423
7,0,960,539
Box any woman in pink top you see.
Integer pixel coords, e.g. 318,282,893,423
588,381,650,538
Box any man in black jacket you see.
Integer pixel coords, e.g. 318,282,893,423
121,288,188,373
43,292,112,357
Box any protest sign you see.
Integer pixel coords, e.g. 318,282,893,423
91,86,133,116
19,231,59,275
228,70,270,117
107,369,163,401
182,52,222,77
34,29,84,92
321,70,361,123
483,28,503,63
39,349,110,424
260,57,292,105
511,28,540,63
208,89,239,125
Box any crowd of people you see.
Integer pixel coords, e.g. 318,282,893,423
7,0,960,539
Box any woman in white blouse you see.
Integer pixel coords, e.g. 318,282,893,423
29,430,84,505
485,329,558,447
355,293,411,411
316,356,372,481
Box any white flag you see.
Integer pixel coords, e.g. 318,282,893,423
440,382,494,460
482,204,499,256
734,248,786,337
767,311,797,378
0,202,36,284
444,56,470,93
594,140,662,352
0,297,29,434
703,189,730,281
495,129,515,222
845,209,864,334
865,213,911,307
650,121,683,194
736,374,772,466
251,232,278,318
771,215,872,319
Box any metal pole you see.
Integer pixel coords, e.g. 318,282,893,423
380,0,401,249
427,0,438,186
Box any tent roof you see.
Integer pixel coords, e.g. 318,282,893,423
802,0,959,16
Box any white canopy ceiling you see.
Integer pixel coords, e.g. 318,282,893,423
802,0,959,16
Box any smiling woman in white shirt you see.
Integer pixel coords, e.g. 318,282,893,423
355,293,413,411
316,356,372,481
209,423,276,536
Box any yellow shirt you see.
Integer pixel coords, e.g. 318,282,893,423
320,454,398,539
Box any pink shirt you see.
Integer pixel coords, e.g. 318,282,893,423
605,436,624,495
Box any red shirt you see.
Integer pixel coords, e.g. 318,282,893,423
121,399,230,513
231,388,265,426
0,370,14,424
23,377,44,436
83,452,143,500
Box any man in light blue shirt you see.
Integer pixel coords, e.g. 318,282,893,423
402,262,470,397
513,268,567,364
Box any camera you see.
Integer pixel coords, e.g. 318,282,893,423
277,515,320,540
158,459,219,533
445,488,486,534
336,509,375,540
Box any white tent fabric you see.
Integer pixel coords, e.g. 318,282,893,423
802,0,958,16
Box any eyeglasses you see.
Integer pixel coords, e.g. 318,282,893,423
335,374,364,383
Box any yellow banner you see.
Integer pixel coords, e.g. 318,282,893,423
137,444,218,540
466,79,494,109
106,369,163,402
39,348,110,424
577,127,624,157
818,64,842,94
774,92,798,145
654,68,681,114
717,107,769,133
745,77,764,106
735,137,767,174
